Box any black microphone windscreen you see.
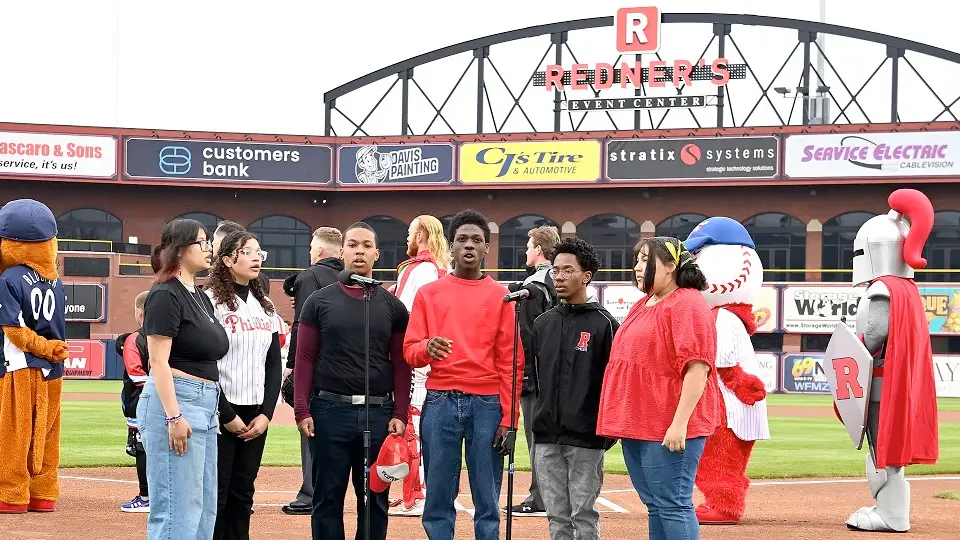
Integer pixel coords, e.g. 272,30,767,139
338,268,354,285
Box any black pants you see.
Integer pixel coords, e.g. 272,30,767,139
213,404,268,540
309,396,392,540
126,426,148,497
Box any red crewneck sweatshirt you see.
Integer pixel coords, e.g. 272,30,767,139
403,274,523,426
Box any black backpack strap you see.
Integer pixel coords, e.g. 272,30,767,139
116,332,131,356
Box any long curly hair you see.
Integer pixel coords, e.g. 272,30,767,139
207,230,275,315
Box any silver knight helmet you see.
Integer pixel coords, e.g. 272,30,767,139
851,189,934,286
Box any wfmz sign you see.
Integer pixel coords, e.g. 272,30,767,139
63,283,106,323
561,95,709,111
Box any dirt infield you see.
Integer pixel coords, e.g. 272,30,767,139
1,468,957,540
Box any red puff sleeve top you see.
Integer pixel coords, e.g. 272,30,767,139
597,287,721,442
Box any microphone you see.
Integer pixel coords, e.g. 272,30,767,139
503,289,530,303
338,268,382,287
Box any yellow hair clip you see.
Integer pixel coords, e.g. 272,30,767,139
663,240,681,265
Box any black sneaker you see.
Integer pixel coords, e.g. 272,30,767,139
502,503,547,517
281,503,311,516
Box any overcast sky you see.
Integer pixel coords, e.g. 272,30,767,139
2,0,957,135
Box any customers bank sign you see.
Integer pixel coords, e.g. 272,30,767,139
124,138,333,186
784,131,959,179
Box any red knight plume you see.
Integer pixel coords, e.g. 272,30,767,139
888,189,934,270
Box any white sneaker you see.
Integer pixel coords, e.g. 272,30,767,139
388,499,424,517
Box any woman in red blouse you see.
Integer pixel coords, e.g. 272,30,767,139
597,236,720,540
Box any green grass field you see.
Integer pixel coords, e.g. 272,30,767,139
60,381,960,478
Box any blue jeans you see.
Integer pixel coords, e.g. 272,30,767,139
621,437,707,540
420,390,504,540
309,396,393,540
137,375,220,540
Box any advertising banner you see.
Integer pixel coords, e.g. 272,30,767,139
601,284,645,323
781,353,831,394
63,283,106,323
934,355,959,398
459,141,601,184
337,143,454,185
784,131,960,179
753,285,780,333
124,137,332,185
918,286,960,336
754,352,780,393
605,136,778,182
64,339,106,380
781,285,862,334
0,131,117,179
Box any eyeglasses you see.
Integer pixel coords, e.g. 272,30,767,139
237,248,268,261
191,239,213,252
549,267,579,279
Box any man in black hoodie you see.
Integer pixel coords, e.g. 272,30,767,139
530,237,618,540
280,226,344,516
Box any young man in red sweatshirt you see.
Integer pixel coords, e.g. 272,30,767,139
404,209,523,540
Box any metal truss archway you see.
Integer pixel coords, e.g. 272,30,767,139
323,13,960,136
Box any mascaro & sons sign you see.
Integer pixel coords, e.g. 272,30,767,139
0,131,117,179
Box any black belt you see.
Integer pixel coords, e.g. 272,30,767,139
315,390,393,406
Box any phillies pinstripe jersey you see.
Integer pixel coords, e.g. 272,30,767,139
715,307,770,441
205,288,277,406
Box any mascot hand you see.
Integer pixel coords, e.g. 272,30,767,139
2,326,68,362
718,366,767,405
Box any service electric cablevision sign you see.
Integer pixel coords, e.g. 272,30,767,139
784,131,959,178
123,138,333,186
605,136,778,182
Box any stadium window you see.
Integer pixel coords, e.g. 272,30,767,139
750,333,783,352
498,214,559,282
656,213,708,242
56,208,123,252
361,215,408,281
931,336,960,354
577,213,640,283
175,212,223,235
821,211,874,283
801,334,831,352
743,212,806,283
439,214,455,239
918,210,960,283
247,215,311,279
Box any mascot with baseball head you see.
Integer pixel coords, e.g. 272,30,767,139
0,199,68,513
683,217,770,525
822,188,938,533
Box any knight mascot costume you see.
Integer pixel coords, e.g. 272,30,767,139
0,199,69,514
683,217,770,525
823,188,939,533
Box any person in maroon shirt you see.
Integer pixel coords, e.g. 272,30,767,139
292,222,412,540
596,236,720,540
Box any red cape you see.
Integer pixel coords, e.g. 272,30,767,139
874,275,939,468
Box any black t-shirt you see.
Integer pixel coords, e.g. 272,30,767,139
144,279,230,381
301,284,408,396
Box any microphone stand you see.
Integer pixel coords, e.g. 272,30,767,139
361,282,374,540
504,296,522,540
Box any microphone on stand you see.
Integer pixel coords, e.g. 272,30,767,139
339,269,382,287
503,288,530,303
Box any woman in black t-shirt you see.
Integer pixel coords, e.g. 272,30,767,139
136,218,229,540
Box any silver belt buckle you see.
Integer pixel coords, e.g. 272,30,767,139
350,395,365,405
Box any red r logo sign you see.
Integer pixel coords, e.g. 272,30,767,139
832,357,865,400
576,332,591,351
615,7,662,53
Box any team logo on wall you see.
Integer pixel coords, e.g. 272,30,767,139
337,143,454,185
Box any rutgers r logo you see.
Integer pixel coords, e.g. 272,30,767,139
576,332,592,352
615,7,662,53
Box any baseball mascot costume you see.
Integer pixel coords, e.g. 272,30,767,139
683,217,770,525
823,188,939,533
0,199,69,513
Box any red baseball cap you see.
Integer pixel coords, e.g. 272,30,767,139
369,434,411,493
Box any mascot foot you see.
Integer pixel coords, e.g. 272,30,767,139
696,505,739,525
845,506,908,533
28,499,55,512
0,501,28,514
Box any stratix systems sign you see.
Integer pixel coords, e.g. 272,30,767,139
124,138,333,186
605,136,779,182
